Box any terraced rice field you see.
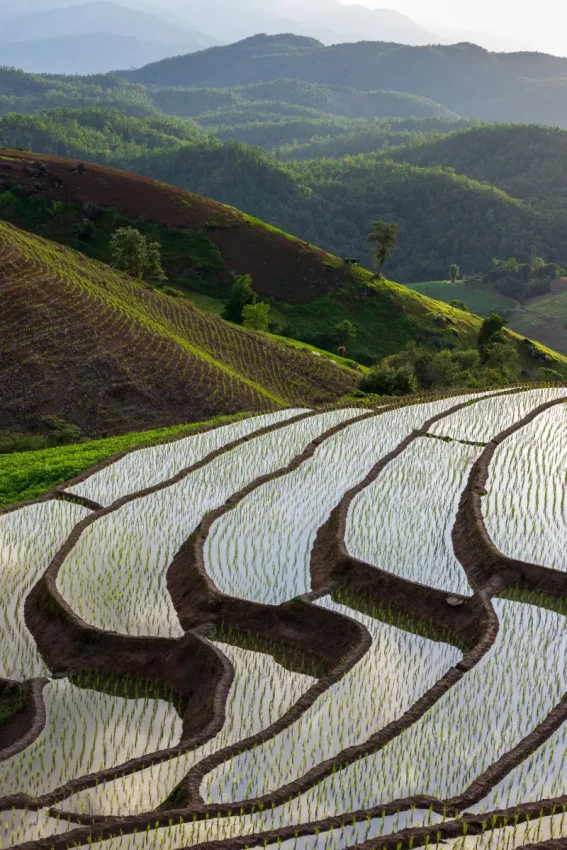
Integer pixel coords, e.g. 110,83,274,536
3,387,567,850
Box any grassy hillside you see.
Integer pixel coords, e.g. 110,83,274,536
0,216,360,436
122,36,567,127
404,282,517,316
1,149,566,383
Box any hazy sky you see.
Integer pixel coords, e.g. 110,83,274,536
342,0,564,54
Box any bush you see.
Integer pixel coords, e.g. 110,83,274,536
539,367,564,382
162,286,183,297
40,416,82,446
449,299,470,312
0,433,47,454
359,363,418,396
242,301,270,331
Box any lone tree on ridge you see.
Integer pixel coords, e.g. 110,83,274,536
367,220,399,278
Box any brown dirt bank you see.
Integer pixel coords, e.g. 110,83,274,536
452,394,567,596
0,678,48,762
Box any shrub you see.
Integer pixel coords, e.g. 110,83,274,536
242,301,270,331
359,363,418,396
223,274,256,323
40,416,82,446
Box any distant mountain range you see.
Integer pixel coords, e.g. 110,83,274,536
149,0,436,46
0,1,216,45
0,31,211,74
122,34,567,126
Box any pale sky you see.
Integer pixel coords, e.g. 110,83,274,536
341,0,565,54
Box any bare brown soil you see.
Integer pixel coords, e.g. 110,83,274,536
0,150,361,303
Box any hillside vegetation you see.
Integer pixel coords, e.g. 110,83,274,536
2,114,566,284
1,149,566,386
384,123,567,212
0,216,359,436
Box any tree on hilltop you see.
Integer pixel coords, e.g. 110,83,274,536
367,220,399,278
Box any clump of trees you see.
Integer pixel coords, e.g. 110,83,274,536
110,227,166,281
242,301,270,331
467,256,565,304
224,274,270,330
359,313,525,396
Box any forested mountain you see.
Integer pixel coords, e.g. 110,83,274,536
123,35,567,128
2,109,566,283
0,108,205,160
133,0,435,47
131,143,563,282
0,69,457,123
382,124,567,212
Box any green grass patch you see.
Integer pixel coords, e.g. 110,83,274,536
180,289,227,315
0,413,247,509
404,281,517,316
507,310,567,356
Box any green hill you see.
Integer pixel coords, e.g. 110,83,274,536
383,123,567,211
2,114,565,284
1,149,566,388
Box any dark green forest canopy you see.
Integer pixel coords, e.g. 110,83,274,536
2,106,567,283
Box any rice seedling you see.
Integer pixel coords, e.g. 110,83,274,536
346,438,480,594
204,594,461,805
59,807,444,850
204,393,494,604
0,500,90,680
4,388,567,850
429,388,566,443
60,634,316,817
256,592,567,818
0,672,183,800
67,410,309,506
484,402,567,570
56,409,361,637
436,811,567,850
0,807,75,849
